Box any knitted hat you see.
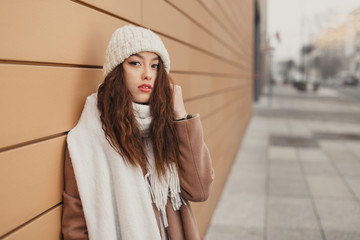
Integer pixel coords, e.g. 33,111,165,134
103,25,170,76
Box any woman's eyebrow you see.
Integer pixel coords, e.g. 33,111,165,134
132,53,159,61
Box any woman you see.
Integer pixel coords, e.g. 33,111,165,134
62,25,214,240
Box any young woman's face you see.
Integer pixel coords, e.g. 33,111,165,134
123,51,159,104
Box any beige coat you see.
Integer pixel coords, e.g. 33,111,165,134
62,116,214,240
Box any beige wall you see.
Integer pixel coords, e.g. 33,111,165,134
0,0,254,239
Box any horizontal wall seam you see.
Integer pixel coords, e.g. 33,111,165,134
71,0,140,26
200,90,247,121
204,92,249,139
154,30,247,69
0,59,102,69
184,84,251,103
0,86,251,152
0,60,249,77
215,0,240,35
71,0,246,69
164,0,245,58
214,0,248,52
0,132,68,153
170,70,249,78
0,203,62,239
196,0,242,46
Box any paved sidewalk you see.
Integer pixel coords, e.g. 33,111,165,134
205,85,360,240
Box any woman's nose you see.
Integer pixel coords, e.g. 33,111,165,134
142,66,152,81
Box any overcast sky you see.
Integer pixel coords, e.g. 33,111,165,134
267,0,360,62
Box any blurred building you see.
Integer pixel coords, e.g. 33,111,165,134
348,7,360,80
0,0,267,239
253,0,269,101
308,5,360,82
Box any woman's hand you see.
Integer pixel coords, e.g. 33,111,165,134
173,85,187,120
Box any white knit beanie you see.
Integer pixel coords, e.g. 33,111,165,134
103,25,170,76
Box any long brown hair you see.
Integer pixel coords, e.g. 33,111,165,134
97,59,180,177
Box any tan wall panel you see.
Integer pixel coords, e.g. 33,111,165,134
198,0,252,68
246,0,255,59
0,0,123,66
0,64,102,149
2,206,62,240
166,0,242,57
202,88,251,139
142,0,240,64
192,108,251,237
0,64,247,150
191,111,245,219
164,37,244,74
217,0,240,31
185,88,247,121
199,0,242,41
238,0,254,58
77,0,142,24
205,99,251,152
172,73,247,100
229,0,247,28
224,0,255,59
0,0,244,75
0,136,65,236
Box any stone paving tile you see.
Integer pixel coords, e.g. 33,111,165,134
325,122,350,134
235,148,267,164
289,128,314,138
315,199,360,232
313,131,360,141
334,161,360,178
340,123,360,134
246,124,269,136
267,197,319,229
268,146,298,161
302,162,339,177
269,176,309,197
346,141,360,159
268,121,290,135
307,120,330,132
241,138,268,149
270,135,319,148
324,230,360,240
266,227,323,240
268,119,288,127
318,140,349,151
269,160,303,179
345,177,360,200
306,176,354,199
325,122,360,135
255,107,360,123
326,150,360,177
326,150,360,164
298,148,330,162
288,120,313,137
223,172,266,196
205,225,263,240
234,162,267,178
211,194,265,228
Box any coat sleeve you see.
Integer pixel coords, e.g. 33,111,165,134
175,115,214,202
62,147,89,240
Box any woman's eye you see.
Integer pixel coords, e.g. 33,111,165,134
129,61,140,66
152,64,159,69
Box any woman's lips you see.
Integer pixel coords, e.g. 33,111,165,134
138,84,152,92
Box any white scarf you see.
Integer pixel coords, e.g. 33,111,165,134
67,93,183,240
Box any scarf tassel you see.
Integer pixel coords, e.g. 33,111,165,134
144,163,184,229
